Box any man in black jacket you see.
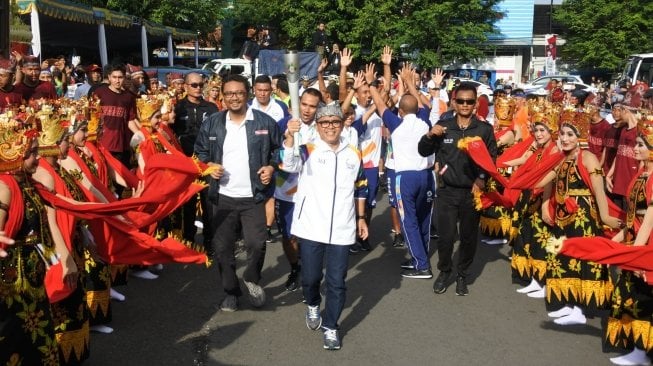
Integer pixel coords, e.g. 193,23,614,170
194,74,282,312
174,72,219,244
417,82,497,296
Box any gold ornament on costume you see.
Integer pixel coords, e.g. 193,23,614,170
637,109,653,154
32,104,69,157
136,96,163,129
493,96,516,128
531,101,562,135
0,124,38,173
560,105,592,149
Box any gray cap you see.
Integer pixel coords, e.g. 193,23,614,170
315,103,344,121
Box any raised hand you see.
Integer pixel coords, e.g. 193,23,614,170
381,45,393,65
364,63,376,84
318,58,328,74
353,71,366,90
432,67,445,87
340,48,352,68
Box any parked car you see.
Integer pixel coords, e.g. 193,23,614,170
521,75,584,92
561,82,599,94
143,66,213,86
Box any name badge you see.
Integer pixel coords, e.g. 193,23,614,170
444,138,454,144
209,136,217,141
255,130,269,135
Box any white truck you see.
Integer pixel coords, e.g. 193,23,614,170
202,49,321,83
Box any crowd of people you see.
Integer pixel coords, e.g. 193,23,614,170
1,42,653,363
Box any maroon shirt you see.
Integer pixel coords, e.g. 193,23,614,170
0,87,23,111
587,119,611,158
94,85,137,153
13,81,57,101
612,126,639,197
602,124,622,173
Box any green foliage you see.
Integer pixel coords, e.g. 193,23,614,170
74,0,227,33
553,0,653,70
231,0,502,68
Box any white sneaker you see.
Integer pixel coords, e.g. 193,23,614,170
131,269,159,280
547,306,573,318
527,287,546,298
516,278,542,293
110,288,126,302
483,238,508,245
553,306,586,325
610,348,652,366
90,325,114,334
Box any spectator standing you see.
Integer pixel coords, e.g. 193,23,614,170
194,75,282,312
312,22,329,57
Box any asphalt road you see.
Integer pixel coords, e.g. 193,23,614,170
88,197,622,366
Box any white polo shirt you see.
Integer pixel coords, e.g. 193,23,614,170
220,109,253,198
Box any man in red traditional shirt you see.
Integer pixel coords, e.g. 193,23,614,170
92,63,139,172
587,106,611,165
12,55,57,101
0,58,22,111
606,104,638,209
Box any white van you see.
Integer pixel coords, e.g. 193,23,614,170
621,53,653,86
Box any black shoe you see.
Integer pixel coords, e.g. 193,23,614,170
349,243,361,254
455,276,469,296
400,260,415,270
266,227,275,243
285,269,299,292
433,271,451,294
401,268,433,279
360,239,371,251
392,233,405,248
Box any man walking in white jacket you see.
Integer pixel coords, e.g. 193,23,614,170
282,103,368,351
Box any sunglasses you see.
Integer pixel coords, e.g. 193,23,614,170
455,98,476,106
186,82,205,88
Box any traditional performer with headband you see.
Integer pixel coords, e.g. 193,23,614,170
537,106,621,325
31,106,91,364
0,122,73,364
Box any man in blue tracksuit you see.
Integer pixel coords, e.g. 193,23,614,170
367,64,435,279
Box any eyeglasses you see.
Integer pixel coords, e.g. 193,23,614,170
224,91,247,98
455,98,476,106
186,82,205,89
317,119,343,127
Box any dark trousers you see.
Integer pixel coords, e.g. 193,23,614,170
183,188,212,246
109,150,132,197
436,186,480,277
210,194,267,296
300,238,350,330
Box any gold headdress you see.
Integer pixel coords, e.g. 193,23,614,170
638,110,653,154
0,121,39,173
531,102,561,135
136,96,163,128
35,106,68,157
493,96,516,128
80,97,101,141
559,105,591,148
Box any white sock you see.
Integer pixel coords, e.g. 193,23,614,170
483,238,507,245
547,305,573,318
553,306,586,325
131,269,159,280
527,286,546,298
90,325,114,334
110,288,126,302
610,347,652,366
517,278,542,293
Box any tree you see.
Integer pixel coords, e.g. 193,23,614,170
553,0,653,70
231,0,503,68
75,0,227,34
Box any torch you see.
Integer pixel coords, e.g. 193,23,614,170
284,51,301,156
